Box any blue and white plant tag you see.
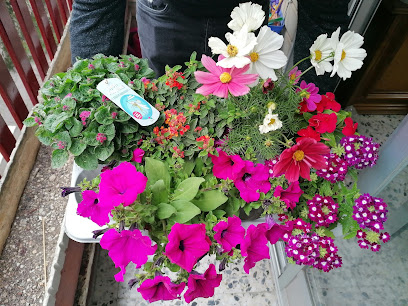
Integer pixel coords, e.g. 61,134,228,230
97,78,159,126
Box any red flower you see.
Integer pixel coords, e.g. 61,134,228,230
342,117,358,136
309,113,337,134
317,92,341,113
273,138,330,182
296,126,321,142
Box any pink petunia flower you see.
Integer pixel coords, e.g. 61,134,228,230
273,138,330,182
99,162,147,207
265,219,294,244
213,216,245,252
241,223,270,274
164,223,211,272
194,55,258,98
76,190,113,226
184,264,222,303
99,228,157,282
137,275,185,303
273,181,304,210
131,148,145,163
210,149,245,180
234,160,271,203
296,81,322,111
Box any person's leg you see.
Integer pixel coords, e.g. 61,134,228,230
70,0,126,63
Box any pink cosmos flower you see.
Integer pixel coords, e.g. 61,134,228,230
273,138,330,182
131,148,145,163
213,216,245,252
288,66,301,84
184,264,222,303
234,161,271,203
241,223,270,274
76,190,113,226
99,228,157,282
210,149,245,180
296,81,322,111
137,275,185,303
273,182,304,210
194,55,258,98
99,162,147,207
164,223,211,272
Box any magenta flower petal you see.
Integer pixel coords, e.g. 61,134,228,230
100,228,157,282
234,161,271,203
137,275,185,303
213,216,245,252
76,190,113,226
265,223,293,244
164,223,211,272
273,182,304,209
184,264,222,303
241,223,270,274
210,149,245,180
131,148,145,163
99,162,147,207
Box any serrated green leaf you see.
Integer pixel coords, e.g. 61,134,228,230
75,147,99,170
95,107,114,125
173,177,205,201
69,139,86,156
69,118,83,137
43,113,70,133
95,142,114,161
23,117,37,127
98,123,115,135
51,149,69,168
191,190,228,212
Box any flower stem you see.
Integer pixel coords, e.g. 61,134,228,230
287,55,312,74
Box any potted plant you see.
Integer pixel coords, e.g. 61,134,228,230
25,2,389,303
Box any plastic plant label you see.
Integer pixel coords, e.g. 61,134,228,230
97,78,159,126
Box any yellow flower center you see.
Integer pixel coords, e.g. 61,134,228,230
341,50,346,61
300,91,311,99
315,50,322,61
219,72,232,83
293,150,305,161
269,118,276,125
227,44,238,57
250,52,259,62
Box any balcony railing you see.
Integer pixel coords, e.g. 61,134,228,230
0,0,72,179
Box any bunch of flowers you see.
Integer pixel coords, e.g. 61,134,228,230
27,2,391,303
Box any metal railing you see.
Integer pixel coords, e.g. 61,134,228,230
0,0,72,178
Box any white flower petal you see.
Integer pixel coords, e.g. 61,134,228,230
208,37,227,55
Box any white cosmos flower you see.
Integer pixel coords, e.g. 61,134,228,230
330,27,367,80
227,2,265,32
310,33,334,75
247,26,287,80
259,113,282,134
208,25,257,68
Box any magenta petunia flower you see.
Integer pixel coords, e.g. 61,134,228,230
76,190,113,226
131,148,145,163
137,275,185,303
234,161,271,203
99,228,157,282
99,161,147,207
265,222,294,244
184,264,222,303
213,216,245,252
164,223,212,272
210,149,245,180
273,182,304,210
194,55,258,98
241,223,270,274
296,81,321,111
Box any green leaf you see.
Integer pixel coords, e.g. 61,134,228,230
69,118,83,137
51,149,69,168
75,148,99,170
182,160,196,176
145,157,171,189
98,123,115,136
23,117,37,127
151,180,169,205
169,200,201,223
95,142,115,161
69,139,86,156
173,177,205,201
119,121,139,133
191,190,228,212
95,107,114,125
157,203,176,219
43,113,70,133
35,126,54,145
213,209,226,218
